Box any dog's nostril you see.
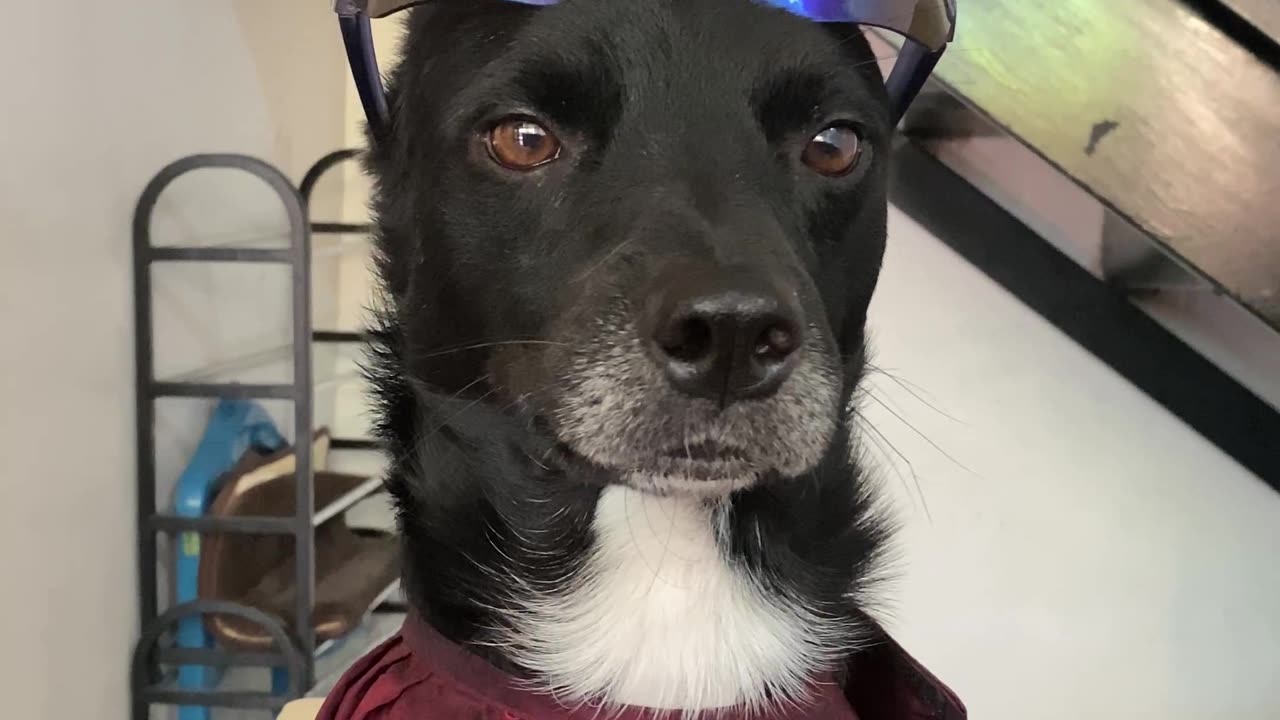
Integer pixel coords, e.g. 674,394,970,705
643,266,807,404
754,323,798,362
661,316,715,363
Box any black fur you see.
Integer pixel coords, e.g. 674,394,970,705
363,0,894,677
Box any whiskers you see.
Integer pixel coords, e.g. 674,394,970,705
843,363,977,521
408,338,570,362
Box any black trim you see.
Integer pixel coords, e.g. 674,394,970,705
1182,0,1279,69
888,140,1280,489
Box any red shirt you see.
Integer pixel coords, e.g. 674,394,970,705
318,614,965,720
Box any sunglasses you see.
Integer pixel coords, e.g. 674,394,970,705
334,0,956,138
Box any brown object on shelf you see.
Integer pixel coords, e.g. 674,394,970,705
197,436,398,652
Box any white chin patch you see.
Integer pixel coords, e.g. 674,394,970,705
496,485,853,714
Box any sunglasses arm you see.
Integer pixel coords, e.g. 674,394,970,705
884,38,944,124
336,6,390,139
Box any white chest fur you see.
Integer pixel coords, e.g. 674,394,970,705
500,485,844,713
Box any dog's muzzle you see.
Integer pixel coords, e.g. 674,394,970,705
640,263,805,407
550,263,841,496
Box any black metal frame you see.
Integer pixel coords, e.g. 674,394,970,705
303,149,387,452
133,601,308,713
131,151,390,717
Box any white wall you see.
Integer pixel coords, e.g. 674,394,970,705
866,209,1280,720
0,2,348,718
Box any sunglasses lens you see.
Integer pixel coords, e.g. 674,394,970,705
356,0,954,51
758,0,953,51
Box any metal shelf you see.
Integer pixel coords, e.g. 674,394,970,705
137,688,287,711
147,475,384,533
149,226,371,261
132,150,387,719
151,382,298,400
150,514,297,535
154,648,290,668
149,247,294,263
157,342,364,395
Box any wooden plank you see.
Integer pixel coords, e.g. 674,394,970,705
922,0,1280,328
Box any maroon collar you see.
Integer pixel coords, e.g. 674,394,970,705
400,614,965,720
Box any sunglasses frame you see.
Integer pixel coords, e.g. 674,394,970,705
335,0,954,140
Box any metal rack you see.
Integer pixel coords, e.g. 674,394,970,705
301,150,383,455
130,151,391,718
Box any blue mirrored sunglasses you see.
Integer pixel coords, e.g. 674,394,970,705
335,0,955,138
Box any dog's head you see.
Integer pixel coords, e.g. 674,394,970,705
370,0,891,497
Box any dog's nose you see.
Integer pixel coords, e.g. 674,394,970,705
644,267,804,404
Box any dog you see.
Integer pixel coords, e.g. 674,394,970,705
344,0,958,716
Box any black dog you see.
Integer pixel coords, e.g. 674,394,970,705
364,0,897,712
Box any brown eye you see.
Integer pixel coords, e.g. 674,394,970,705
801,125,862,177
487,118,561,170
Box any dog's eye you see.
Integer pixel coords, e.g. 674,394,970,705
487,118,561,170
801,125,862,177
